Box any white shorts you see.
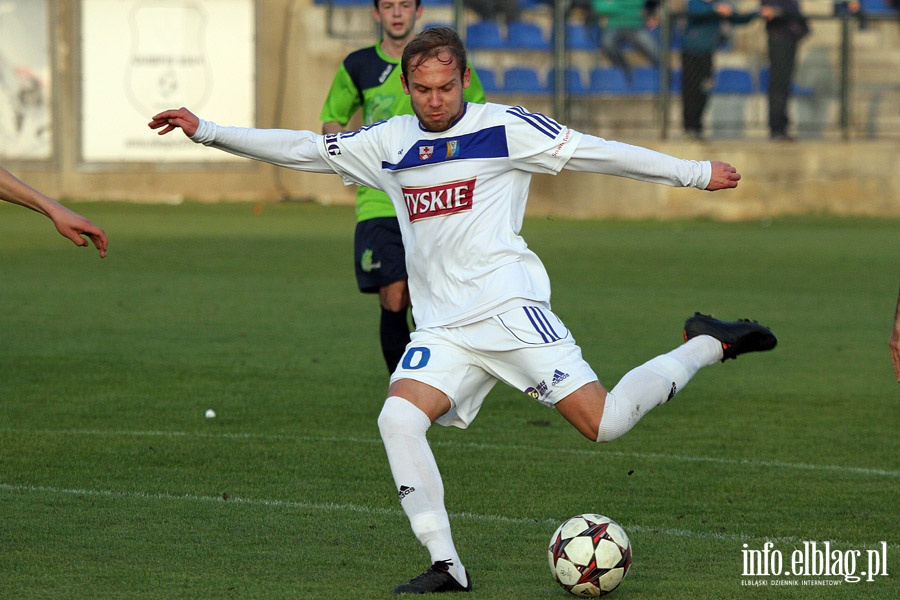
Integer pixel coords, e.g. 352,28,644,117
390,305,598,429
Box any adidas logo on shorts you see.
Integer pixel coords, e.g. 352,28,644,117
551,369,570,386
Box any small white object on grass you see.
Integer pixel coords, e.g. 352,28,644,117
205,409,216,419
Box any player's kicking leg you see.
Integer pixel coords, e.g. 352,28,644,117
557,313,776,442
683,312,777,361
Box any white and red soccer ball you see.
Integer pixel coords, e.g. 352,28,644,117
548,514,632,597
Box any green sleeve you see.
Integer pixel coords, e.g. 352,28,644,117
592,0,628,18
319,63,362,126
591,0,647,27
466,64,487,103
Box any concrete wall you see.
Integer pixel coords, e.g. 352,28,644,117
530,139,900,220
8,0,900,219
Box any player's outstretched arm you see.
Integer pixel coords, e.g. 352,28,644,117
148,107,200,138
0,166,108,257
149,108,341,177
705,161,741,191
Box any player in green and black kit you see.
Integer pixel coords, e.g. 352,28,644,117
320,0,486,373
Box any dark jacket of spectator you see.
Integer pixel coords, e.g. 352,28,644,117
761,0,809,40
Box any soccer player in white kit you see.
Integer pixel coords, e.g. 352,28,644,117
149,26,776,595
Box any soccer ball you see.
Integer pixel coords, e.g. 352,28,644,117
548,514,631,597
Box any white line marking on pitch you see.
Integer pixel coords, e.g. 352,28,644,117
1,482,897,552
2,427,897,478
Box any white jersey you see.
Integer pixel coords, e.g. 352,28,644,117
192,102,711,329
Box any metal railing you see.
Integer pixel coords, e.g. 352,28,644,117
320,0,900,140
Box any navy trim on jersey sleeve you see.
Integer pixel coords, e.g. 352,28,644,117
506,106,563,139
381,125,509,171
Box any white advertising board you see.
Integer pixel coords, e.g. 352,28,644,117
81,0,255,163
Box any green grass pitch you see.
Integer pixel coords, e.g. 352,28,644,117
1,201,897,599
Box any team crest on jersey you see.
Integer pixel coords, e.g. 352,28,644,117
402,178,476,223
418,145,434,160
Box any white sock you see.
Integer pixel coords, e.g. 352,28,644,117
596,336,721,442
377,396,466,584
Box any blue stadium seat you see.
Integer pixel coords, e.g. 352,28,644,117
757,67,769,92
589,67,629,95
548,67,588,95
860,0,896,13
630,66,660,94
506,21,550,50
503,67,549,94
648,23,682,50
558,22,599,50
669,69,682,92
794,83,815,97
714,68,754,94
466,21,505,49
670,23,683,50
476,67,500,94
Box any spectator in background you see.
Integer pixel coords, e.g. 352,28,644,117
568,0,601,18
681,0,758,139
463,0,521,24
0,164,108,257
832,0,861,14
760,0,809,141
534,0,599,21
533,0,602,44
591,0,660,81
833,0,867,30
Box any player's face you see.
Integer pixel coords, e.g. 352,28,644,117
402,53,470,132
374,1,422,42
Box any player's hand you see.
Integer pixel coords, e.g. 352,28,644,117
714,3,734,17
48,204,109,257
148,107,200,138
705,161,741,191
